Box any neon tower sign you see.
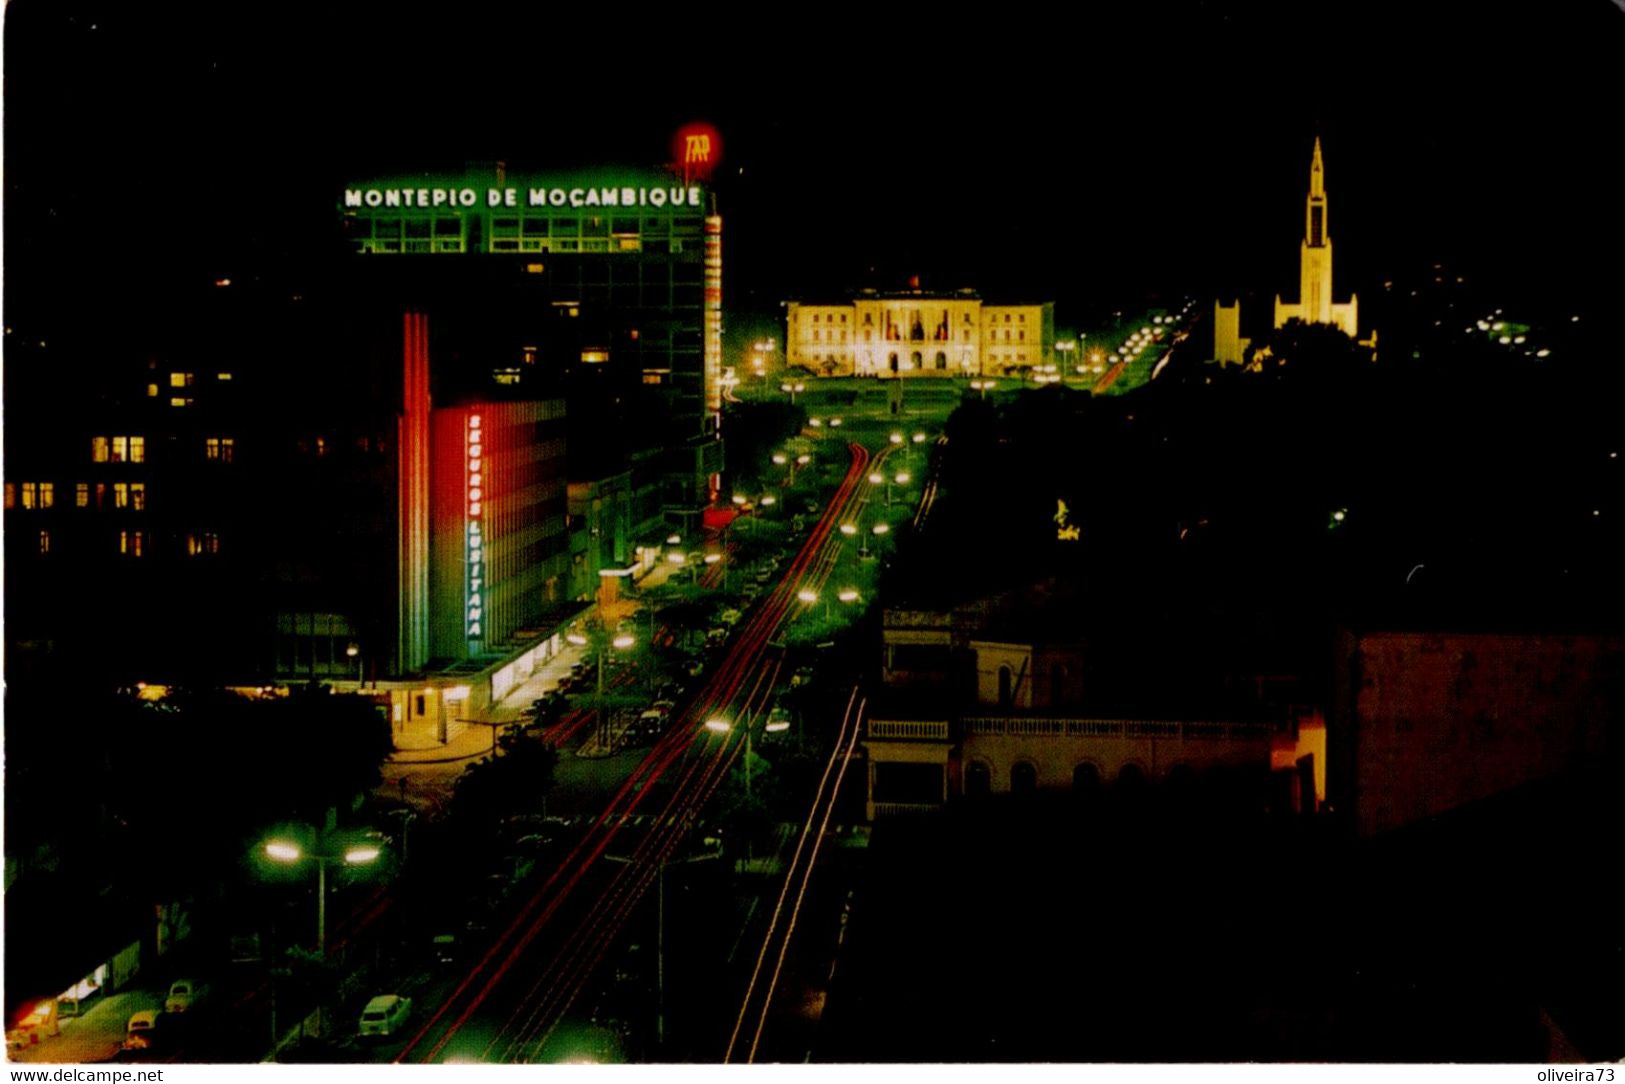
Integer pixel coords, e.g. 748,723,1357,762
466,414,484,643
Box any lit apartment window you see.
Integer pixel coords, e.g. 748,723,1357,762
187,532,219,556
38,529,51,555
96,435,146,464
169,372,194,387
39,482,54,509
216,372,233,381
119,529,145,557
19,482,52,509
76,483,89,508
205,437,235,462
204,530,220,554
170,397,193,408
114,483,129,509
3,483,13,509
147,384,160,397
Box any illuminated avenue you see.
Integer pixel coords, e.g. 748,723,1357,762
5,4,1624,1068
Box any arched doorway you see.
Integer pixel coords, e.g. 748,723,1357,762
1010,761,1038,796
965,760,991,798
1072,762,1101,795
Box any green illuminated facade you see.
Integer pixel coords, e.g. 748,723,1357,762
341,166,724,561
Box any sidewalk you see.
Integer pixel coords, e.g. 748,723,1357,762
390,637,591,761
5,991,158,1064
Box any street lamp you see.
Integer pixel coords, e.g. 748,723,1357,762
263,834,381,957
345,642,361,683
970,379,996,400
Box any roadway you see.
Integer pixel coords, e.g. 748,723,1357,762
391,440,882,1063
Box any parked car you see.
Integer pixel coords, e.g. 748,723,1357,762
164,980,207,1014
123,1010,162,1052
358,994,412,1038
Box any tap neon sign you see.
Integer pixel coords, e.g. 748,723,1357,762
467,414,484,641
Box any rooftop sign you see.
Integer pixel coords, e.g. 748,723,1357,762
342,172,706,214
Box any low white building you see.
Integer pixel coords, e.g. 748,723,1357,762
787,287,1053,378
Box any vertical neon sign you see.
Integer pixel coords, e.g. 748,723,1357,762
466,413,484,643
704,215,723,417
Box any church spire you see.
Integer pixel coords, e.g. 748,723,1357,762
1304,137,1328,250
1274,137,1357,339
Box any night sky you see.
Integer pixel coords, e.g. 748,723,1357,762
5,2,1622,333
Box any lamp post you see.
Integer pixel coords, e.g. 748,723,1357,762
602,838,722,1050
597,633,636,750
797,587,825,623
346,642,361,684
264,831,381,1039
263,836,381,958
705,714,786,878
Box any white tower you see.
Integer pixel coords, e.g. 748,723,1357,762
1274,138,1358,338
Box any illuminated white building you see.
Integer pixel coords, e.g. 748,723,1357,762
1213,139,1359,366
786,287,1054,377
1273,138,1358,338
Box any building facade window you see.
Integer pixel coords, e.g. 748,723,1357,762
119,529,145,557
187,531,221,556
169,372,194,387
110,482,148,510
38,529,51,555
205,437,235,462
17,482,54,509
94,436,145,463
76,483,89,508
